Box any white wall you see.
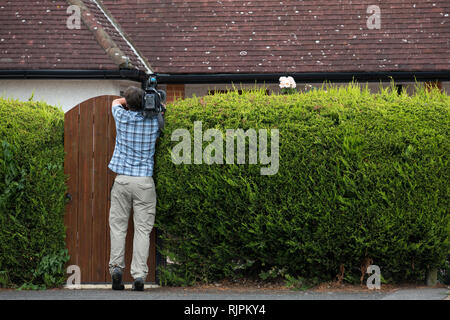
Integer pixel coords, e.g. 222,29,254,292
0,79,141,113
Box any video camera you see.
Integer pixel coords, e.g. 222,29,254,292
142,74,166,130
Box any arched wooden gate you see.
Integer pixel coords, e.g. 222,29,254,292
64,95,156,283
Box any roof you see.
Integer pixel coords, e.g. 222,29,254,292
101,0,450,74
0,0,149,72
0,0,448,75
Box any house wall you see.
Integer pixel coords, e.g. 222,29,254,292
181,81,447,99
442,82,450,94
165,84,185,103
0,79,140,113
3,79,444,113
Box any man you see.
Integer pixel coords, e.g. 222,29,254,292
108,86,160,291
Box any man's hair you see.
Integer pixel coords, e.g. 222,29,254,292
123,86,144,111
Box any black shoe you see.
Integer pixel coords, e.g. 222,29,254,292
132,277,144,291
112,268,125,290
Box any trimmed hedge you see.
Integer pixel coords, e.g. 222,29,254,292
0,97,68,288
154,83,449,286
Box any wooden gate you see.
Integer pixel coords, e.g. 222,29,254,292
64,95,156,283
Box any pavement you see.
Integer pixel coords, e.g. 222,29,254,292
0,286,448,300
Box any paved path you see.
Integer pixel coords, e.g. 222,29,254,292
0,287,448,300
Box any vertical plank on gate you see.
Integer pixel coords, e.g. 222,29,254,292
78,98,94,283
64,105,79,267
92,96,109,282
106,96,119,282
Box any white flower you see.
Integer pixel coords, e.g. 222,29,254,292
287,76,296,88
279,76,296,89
279,76,289,88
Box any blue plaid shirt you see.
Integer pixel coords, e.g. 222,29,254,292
108,105,159,177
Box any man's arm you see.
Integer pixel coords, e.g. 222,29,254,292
112,97,127,109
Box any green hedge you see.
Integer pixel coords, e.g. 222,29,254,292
0,97,68,288
155,83,449,286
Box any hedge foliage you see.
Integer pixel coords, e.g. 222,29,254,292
0,97,68,288
154,83,449,286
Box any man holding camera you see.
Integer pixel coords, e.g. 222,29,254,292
107,85,160,291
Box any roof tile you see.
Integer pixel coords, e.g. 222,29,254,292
0,0,118,70
1,0,448,74
102,0,450,73
0,0,148,71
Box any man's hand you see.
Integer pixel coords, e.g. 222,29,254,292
112,98,127,109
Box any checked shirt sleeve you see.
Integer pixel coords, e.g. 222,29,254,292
112,104,125,119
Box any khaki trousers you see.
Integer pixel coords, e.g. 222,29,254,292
108,175,156,280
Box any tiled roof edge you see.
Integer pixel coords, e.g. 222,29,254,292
93,0,153,73
67,0,136,70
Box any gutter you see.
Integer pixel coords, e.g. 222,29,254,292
156,71,450,84
0,69,147,82
1,70,448,85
